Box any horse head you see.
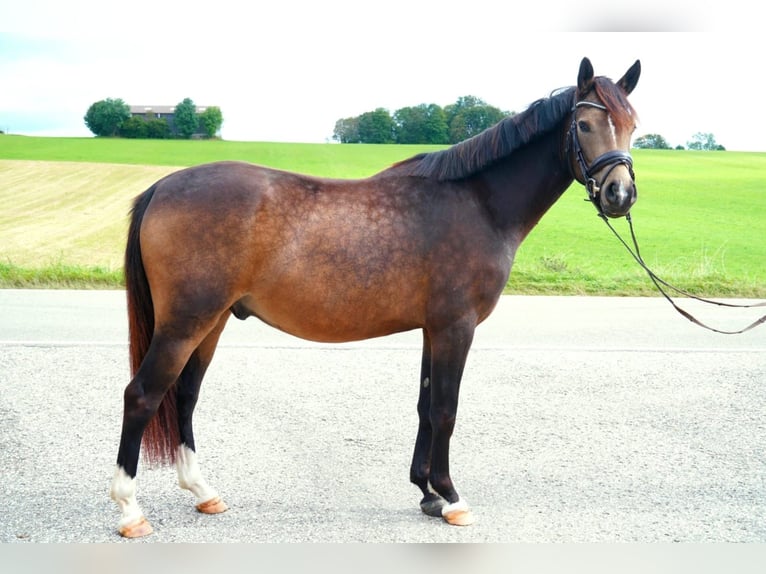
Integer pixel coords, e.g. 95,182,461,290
568,57,641,218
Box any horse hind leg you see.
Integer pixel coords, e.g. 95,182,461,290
175,314,229,515
110,314,227,538
111,332,200,537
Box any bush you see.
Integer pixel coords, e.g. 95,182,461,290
145,119,170,139
118,117,149,139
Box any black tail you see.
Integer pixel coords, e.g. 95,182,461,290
125,185,180,465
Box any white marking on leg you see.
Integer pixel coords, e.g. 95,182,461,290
110,465,144,530
176,444,218,505
441,497,470,517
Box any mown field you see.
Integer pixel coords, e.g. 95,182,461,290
1,134,765,296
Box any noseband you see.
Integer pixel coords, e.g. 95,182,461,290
568,100,635,214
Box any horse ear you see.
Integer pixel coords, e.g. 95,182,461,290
577,57,594,95
617,60,641,95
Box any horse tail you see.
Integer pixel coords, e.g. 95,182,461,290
125,184,180,466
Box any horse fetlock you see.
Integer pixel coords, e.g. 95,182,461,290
419,493,447,517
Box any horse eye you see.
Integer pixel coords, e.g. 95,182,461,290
578,120,591,133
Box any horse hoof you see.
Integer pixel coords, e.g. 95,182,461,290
420,494,447,517
119,516,154,538
196,496,228,514
442,500,476,526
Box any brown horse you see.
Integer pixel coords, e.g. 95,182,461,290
110,57,641,537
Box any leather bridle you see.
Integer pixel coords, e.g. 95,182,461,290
567,100,635,215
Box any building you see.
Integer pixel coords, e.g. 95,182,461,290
129,104,213,138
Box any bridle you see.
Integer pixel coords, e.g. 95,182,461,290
567,98,766,334
567,100,635,216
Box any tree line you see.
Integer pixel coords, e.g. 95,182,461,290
334,98,725,151
633,132,725,151
84,98,223,139
333,96,511,144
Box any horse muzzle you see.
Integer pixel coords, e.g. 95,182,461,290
585,151,636,218
597,165,637,218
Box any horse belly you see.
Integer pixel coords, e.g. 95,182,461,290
238,264,426,343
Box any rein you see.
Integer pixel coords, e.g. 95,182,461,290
597,213,766,335
569,98,766,334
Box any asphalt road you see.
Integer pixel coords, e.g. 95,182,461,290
1,289,765,543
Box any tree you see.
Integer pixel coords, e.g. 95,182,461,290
444,96,507,143
357,108,394,144
174,98,199,139
333,117,360,143
84,98,131,136
393,104,449,144
199,106,223,138
687,132,724,151
633,133,671,149
393,106,424,144
420,104,450,144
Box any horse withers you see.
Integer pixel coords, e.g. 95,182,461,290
110,57,640,537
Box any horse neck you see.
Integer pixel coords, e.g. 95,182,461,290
477,127,573,240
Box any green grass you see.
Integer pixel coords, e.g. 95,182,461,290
0,135,443,178
0,261,121,289
1,135,764,296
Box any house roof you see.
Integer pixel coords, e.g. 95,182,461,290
130,105,210,114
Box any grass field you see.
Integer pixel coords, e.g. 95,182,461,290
1,135,764,296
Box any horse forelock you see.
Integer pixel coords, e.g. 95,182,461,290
591,76,638,132
387,87,576,181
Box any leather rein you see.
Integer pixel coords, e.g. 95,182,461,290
568,99,766,335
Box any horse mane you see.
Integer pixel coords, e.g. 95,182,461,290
385,76,635,181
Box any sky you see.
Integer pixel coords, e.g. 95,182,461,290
1,1,764,151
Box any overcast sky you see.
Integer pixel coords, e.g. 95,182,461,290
1,1,763,151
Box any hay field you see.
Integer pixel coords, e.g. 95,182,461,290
0,160,178,268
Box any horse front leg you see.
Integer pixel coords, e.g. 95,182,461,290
426,321,476,526
410,330,448,517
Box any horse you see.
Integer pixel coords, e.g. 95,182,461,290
110,57,641,537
